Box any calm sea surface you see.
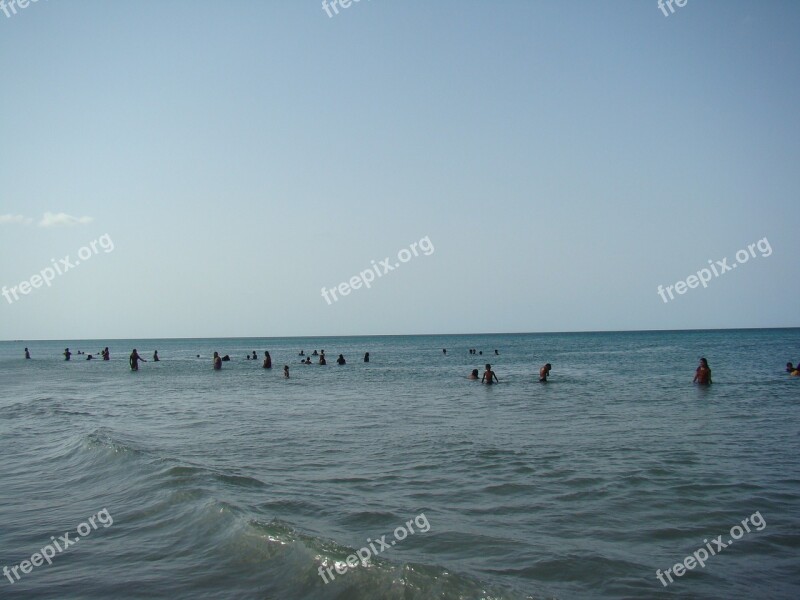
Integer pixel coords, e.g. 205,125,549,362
1,329,799,599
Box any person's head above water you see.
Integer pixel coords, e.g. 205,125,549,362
485,364,491,370
699,357,709,368
472,369,479,376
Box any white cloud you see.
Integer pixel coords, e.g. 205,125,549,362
38,212,94,228
0,214,33,225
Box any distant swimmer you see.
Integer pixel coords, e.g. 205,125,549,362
495,349,499,355
153,350,160,362
539,363,552,382
283,365,290,378
693,358,712,385
481,364,498,385
479,351,483,355
252,351,257,360
246,355,251,360
263,351,272,369
468,369,479,380
213,352,222,370
24,347,30,359
102,347,110,361
305,357,312,364
222,355,231,362
319,354,327,365
64,348,71,361
312,350,318,356
443,348,447,355
299,350,305,356
87,354,94,361
129,349,146,371
364,352,370,363
787,362,795,373
336,354,346,365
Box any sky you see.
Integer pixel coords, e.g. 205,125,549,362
1,0,798,340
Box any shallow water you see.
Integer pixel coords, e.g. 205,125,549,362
1,330,799,599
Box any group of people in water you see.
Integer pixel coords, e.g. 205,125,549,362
57,347,160,366
467,362,552,384
24,347,800,385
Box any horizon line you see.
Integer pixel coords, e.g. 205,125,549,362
3,325,799,343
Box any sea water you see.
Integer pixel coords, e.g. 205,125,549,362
1,329,799,599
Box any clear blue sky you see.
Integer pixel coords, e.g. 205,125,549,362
1,1,798,339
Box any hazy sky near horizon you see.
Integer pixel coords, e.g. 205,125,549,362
1,1,798,340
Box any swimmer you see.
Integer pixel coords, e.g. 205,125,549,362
252,351,257,360
64,348,72,361
263,351,272,369
495,349,499,355
443,348,447,355
299,350,305,356
468,369,479,380
364,352,370,363
539,363,552,382
24,347,30,359
693,358,712,385
102,347,110,361
153,350,160,362
222,355,231,362
283,365,290,378
336,354,346,365
129,349,146,371
481,364,498,385
312,350,318,356
319,353,327,365
213,352,222,370
787,362,795,373
87,354,94,361
305,357,311,364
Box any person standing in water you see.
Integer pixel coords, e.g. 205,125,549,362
263,351,272,369
283,365,290,378
482,364,498,385
336,354,346,365
364,352,370,363
153,350,160,362
102,347,110,361
693,358,712,385
213,352,222,370
63,348,72,361
24,347,30,359
468,369,479,380
319,352,327,365
539,363,552,382
129,349,146,371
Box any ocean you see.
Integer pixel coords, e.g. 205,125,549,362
1,329,799,599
